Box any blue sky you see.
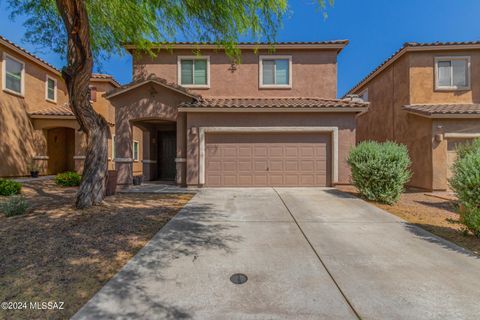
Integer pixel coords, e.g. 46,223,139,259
1,0,479,96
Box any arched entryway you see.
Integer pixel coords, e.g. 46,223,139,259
46,127,76,174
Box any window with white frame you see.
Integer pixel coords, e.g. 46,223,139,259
3,53,25,95
46,75,57,102
435,56,470,90
178,56,209,87
259,55,292,88
132,140,139,161
359,88,368,102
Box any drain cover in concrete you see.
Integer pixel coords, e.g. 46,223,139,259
230,273,248,285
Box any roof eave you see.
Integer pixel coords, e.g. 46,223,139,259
405,111,480,119
105,79,199,100
347,43,480,95
178,107,368,113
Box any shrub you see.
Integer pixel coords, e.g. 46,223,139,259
348,141,412,204
0,195,29,217
0,179,22,196
55,171,81,187
455,138,480,161
450,146,480,236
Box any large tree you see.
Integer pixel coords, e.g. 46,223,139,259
6,0,332,208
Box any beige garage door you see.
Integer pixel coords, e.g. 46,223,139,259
205,132,331,187
447,138,473,179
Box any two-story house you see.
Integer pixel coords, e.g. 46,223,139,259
348,41,480,191
106,41,368,187
0,35,121,177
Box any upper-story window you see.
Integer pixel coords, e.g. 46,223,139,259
88,86,97,102
45,75,57,102
2,53,25,96
259,55,292,88
435,56,470,91
178,56,210,88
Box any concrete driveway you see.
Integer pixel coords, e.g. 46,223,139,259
74,188,480,320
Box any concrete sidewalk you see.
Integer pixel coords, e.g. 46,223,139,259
73,188,480,320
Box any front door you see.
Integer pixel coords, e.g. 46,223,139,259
157,131,176,180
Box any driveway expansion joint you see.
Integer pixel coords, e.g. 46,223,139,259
273,187,362,320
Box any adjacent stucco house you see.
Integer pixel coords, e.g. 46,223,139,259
107,41,368,187
0,35,124,177
348,41,480,191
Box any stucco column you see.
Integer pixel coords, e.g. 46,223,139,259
141,128,157,181
115,111,133,186
176,112,187,186
431,125,448,191
31,129,48,175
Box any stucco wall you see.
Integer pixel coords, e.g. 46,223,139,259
0,44,69,177
409,49,480,104
185,112,357,186
132,48,338,98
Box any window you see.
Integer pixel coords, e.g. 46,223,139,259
178,56,210,87
89,86,97,102
45,75,57,102
2,53,25,95
435,56,470,90
259,55,292,88
359,89,368,102
132,140,139,161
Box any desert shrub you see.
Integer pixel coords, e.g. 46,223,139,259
450,147,480,236
0,195,29,217
0,179,22,196
348,141,411,205
55,171,81,187
455,138,480,160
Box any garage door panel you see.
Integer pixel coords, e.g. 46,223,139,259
205,132,331,187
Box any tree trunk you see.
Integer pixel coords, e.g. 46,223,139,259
56,0,109,209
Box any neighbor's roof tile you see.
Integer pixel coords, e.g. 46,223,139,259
403,104,480,116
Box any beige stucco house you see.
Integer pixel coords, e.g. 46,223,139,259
348,41,480,191
0,35,122,177
107,41,368,187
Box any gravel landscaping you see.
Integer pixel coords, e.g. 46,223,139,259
0,180,192,320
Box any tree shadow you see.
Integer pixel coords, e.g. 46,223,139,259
72,200,243,320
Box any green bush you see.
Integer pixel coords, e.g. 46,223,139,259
55,171,81,187
348,141,412,205
455,138,480,161
1,195,29,217
449,145,480,236
0,179,22,196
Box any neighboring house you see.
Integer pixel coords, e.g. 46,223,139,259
348,41,480,191
0,35,120,177
107,41,368,187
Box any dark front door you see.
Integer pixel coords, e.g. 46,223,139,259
157,131,176,180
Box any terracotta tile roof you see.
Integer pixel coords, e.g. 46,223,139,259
105,75,202,99
403,104,480,117
29,104,74,117
347,41,480,95
0,34,61,75
91,73,121,87
144,40,349,45
179,97,368,110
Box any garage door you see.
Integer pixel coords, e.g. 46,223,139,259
447,138,473,179
205,132,331,187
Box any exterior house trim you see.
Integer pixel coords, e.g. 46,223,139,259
2,52,26,97
177,55,211,89
197,126,339,185
404,111,480,119
444,133,480,139
258,55,293,89
178,107,368,113
106,79,199,99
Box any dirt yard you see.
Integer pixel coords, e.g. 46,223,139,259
0,180,193,320
337,185,480,256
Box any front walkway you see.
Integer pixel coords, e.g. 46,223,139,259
74,188,480,320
